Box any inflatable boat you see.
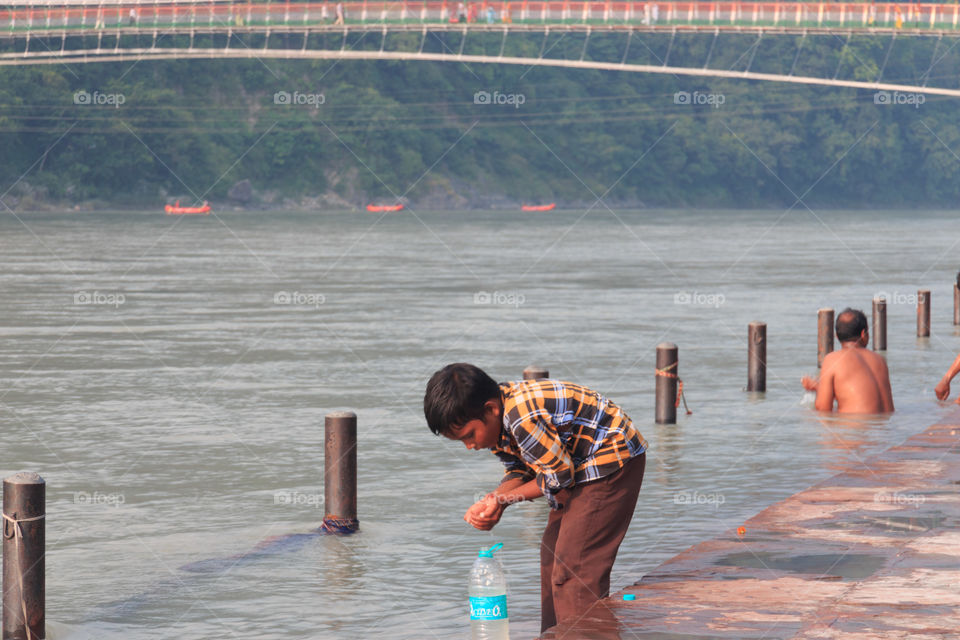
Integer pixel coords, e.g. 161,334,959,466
165,201,211,215
366,203,404,212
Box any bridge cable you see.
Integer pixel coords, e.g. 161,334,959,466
876,33,896,84
788,31,806,77
579,26,590,62
620,29,632,65
744,32,762,75
663,27,675,67
832,31,851,80
921,34,942,87
538,27,550,59
703,28,718,69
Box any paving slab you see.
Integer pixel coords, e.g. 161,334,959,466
540,408,960,640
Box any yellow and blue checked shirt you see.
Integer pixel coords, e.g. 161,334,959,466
493,379,647,509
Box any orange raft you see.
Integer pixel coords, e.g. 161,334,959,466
521,203,556,211
366,203,404,212
165,200,211,215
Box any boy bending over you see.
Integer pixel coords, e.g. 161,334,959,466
424,363,647,632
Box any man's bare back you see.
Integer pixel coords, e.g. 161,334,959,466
801,308,894,414
813,344,894,413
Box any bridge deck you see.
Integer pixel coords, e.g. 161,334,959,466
2,1,959,35
0,22,955,37
2,2,958,97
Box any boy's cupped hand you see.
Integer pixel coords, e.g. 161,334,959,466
464,494,506,531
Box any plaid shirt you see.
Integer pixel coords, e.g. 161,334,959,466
493,379,647,509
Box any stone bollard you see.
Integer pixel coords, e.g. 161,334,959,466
522,366,549,380
873,297,887,351
817,308,834,368
954,284,959,326
3,472,45,640
321,412,358,534
747,322,766,392
655,343,678,424
917,289,930,337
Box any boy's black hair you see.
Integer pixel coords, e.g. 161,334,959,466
836,308,868,343
424,363,500,436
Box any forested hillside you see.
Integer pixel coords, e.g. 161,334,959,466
1,31,958,209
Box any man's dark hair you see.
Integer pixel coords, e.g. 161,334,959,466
836,308,868,343
424,363,500,436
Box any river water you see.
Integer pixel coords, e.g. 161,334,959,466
0,208,956,639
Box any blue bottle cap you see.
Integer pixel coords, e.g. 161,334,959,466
623,594,636,601
478,542,503,558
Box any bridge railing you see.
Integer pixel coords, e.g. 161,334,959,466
2,2,959,32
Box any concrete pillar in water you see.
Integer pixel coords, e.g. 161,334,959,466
655,343,678,424
747,322,766,392
2,472,44,640
817,308,834,368
323,412,358,533
917,289,931,337
522,366,549,380
873,298,887,351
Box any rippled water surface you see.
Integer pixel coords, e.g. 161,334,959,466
1,208,957,639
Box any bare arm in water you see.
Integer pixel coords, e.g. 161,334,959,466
813,359,836,412
934,353,960,401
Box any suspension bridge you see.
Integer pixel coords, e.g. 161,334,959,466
2,1,960,97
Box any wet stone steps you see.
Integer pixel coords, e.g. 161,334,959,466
540,409,960,639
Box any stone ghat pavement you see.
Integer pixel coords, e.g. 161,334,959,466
540,409,960,640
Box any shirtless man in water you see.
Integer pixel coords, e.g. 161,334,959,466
802,308,894,413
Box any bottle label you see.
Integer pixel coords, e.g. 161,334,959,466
469,595,508,621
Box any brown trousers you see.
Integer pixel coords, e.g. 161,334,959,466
539,452,646,632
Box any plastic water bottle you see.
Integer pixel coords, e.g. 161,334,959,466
469,543,510,640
